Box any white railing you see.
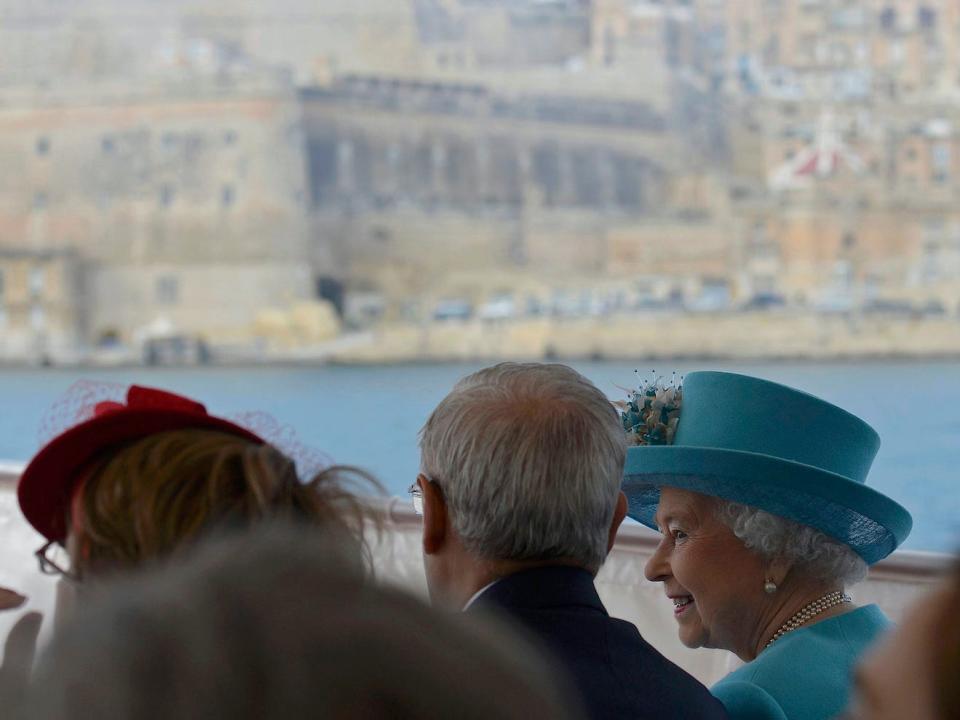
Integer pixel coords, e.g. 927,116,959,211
0,475,950,684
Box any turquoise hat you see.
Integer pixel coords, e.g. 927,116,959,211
622,371,912,564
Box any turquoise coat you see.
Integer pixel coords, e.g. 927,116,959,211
711,605,889,720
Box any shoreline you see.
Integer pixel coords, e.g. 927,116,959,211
321,314,960,365
0,351,958,371
8,314,960,368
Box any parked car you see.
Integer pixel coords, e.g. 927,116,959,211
919,299,946,317
433,299,473,321
688,282,731,312
861,299,915,316
741,292,787,312
144,335,210,366
478,294,515,321
525,295,546,317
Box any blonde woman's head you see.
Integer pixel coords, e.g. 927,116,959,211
68,428,373,578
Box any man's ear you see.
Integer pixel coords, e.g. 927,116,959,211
607,491,628,553
420,474,448,556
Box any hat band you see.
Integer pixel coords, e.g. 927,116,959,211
623,442,911,565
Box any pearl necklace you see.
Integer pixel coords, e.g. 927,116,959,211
764,590,852,649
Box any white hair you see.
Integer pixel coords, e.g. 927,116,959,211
717,501,868,587
419,363,627,572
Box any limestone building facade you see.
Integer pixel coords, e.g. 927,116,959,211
0,80,313,358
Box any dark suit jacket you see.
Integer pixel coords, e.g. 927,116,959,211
470,566,728,720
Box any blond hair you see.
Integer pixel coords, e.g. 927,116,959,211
69,429,376,577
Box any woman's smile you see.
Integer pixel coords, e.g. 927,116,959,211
671,594,695,618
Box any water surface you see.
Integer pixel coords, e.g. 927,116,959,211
0,360,954,552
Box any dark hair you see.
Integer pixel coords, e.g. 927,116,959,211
23,523,583,720
934,559,960,719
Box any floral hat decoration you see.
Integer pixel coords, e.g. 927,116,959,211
614,370,682,447
619,370,912,565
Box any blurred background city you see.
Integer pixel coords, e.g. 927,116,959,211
2,0,960,364
0,1,955,552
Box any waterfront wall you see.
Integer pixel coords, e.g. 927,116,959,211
330,314,960,363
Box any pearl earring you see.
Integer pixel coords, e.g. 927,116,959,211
764,580,778,594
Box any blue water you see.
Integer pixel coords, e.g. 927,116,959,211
0,361,956,553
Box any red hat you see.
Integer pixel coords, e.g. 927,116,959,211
18,385,265,544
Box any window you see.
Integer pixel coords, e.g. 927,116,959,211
30,304,45,331
918,6,937,31
155,275,180,305
29,267,45,297
880,7,897,32
221,185,235,208
33,191,48,210
159,185,175,208
923,218,946,243
224,129,237,145
101,136,115,154
931,142,951,182
890,40,905,66
387,142,401,167
35,137,50,156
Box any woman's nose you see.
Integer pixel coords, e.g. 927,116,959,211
644,540,671,583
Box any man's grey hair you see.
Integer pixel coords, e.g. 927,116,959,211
718,501,868,587
419,363,627,572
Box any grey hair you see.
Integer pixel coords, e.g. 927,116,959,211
419,363,627,572
718,501,868,587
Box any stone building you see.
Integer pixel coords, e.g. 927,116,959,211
699,0,960,309
0,79,314,357
0,0,423,88
726,100,960,308
0,249,84,362
721,0,960,102
299,73,703,305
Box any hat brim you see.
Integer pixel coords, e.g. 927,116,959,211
623,445,912,565
18,409,264,543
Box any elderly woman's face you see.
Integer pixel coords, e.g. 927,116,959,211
644,487,768,654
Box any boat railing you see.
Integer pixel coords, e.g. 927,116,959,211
0,473,950,684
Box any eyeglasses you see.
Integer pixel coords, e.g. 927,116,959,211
35,540,79,582
407,481,423,516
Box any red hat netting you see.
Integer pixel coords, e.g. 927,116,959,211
38,380,333,482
